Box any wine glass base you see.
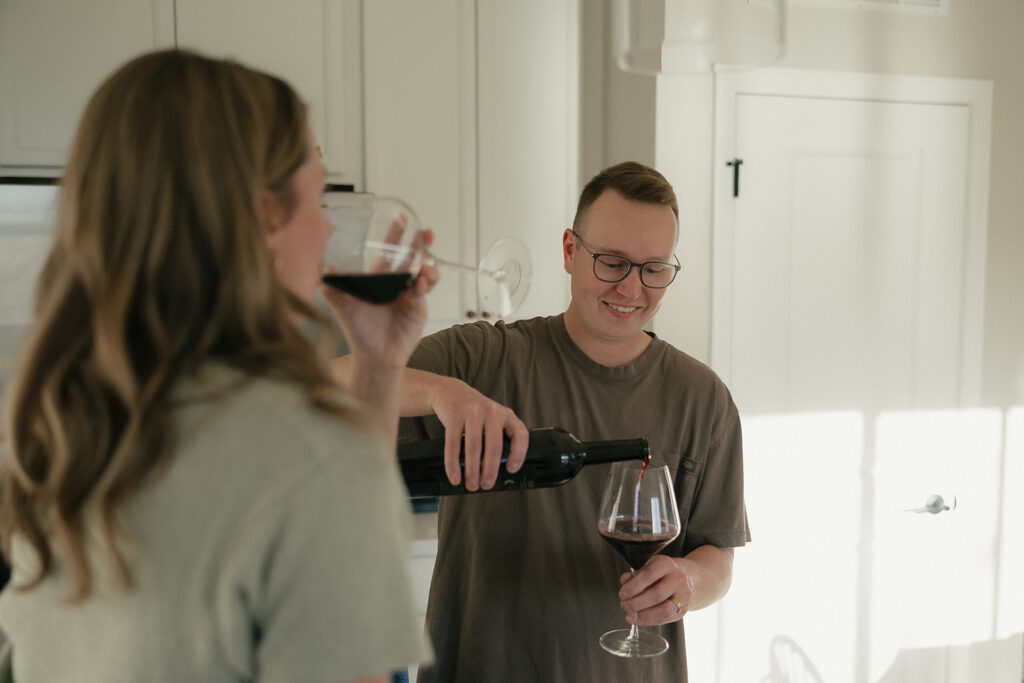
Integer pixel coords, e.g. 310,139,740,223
478,237,531,317
599,628,670,658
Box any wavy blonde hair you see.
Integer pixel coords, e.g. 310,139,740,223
0,50,355,601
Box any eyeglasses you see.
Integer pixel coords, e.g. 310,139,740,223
570,230,680,289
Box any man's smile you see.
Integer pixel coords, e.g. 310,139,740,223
605,301,642,314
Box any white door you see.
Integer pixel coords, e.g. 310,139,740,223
709,70,1019,682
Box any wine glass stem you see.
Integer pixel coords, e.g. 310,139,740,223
426,253,503,281
626,568,641,644
429,253,476,273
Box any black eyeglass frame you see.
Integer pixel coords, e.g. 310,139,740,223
570,230,681,289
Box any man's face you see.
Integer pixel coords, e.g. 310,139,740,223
563,188,678,347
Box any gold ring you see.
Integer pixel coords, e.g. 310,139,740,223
668,595,683,614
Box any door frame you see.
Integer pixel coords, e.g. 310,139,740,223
710,67,992,407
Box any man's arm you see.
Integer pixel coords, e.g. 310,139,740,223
331,355,529,491
332,356,464,417
674,545,734,611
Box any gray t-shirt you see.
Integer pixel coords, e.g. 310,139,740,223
0,364,426,682
402,315,749,683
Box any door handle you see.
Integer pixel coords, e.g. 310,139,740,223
904,494,955,514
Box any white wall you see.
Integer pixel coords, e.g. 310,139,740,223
582,0,1024,408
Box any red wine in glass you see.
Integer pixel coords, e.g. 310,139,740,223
322,272,415,304
598,520,680,571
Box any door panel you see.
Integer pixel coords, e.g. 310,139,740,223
871,409,1004,681
0,0,175,167
711,71,1008,682
728,94,967,414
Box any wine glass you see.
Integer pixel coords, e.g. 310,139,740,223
321,195,531,317
596,459,681,658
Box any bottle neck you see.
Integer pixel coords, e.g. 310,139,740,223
581,438,650,465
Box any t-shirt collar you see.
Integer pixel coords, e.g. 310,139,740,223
549,314,664,382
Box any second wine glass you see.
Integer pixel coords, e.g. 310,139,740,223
597,459,681,658
321,195,531,317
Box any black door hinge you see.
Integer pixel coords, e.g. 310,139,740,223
726,158,743,198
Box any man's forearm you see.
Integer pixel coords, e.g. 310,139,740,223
346,361,404,442
331,355,441,418
675,545,735,611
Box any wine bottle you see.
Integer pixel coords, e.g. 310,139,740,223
397,426,650,497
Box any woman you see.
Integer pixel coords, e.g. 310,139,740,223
0,50,433,682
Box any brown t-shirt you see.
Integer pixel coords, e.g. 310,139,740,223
403,315,749,683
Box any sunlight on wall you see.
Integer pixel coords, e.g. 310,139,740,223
869,408,1004,680
718,410,863,683
998,406,1024,639
713,406,1023,683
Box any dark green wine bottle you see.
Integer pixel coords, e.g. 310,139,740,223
397,426,650,497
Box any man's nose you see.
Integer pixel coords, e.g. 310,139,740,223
615,266,644,297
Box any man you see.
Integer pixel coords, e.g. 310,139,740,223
341,161,749,682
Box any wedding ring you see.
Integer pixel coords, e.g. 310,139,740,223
668,595,683,614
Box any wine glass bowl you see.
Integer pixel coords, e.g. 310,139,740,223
321,194,531,315
322,196,424,304
597,459,681,658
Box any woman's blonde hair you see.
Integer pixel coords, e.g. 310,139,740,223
0,49,353,600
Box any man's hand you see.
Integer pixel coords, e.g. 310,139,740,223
617,546,735,626
617,555,692,625
427,375,529,491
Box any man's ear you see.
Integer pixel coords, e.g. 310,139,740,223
562,228,576,275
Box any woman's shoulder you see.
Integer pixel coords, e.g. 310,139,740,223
171,363,382,483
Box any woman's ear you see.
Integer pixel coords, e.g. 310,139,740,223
262,188,283,246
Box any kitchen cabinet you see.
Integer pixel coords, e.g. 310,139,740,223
174,0,363,187
362,0,578,327
0,0,175,171
2,0,578,324
0,0,362,186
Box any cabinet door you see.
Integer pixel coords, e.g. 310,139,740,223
363,0,578,329
476,1,578,320
0,0,175,170
174,0,363,188
362,0,476,329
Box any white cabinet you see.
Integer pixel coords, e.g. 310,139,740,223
0,0,175,171
0,0,362,186
174,0,363,187
362,1,578,327
476,1,579,324
2,1,579,324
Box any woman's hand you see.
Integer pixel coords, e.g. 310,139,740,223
322,231,439,442
322,230,439,370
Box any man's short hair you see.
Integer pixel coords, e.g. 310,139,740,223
572,161,679,235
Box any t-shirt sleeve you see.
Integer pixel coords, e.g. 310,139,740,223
400,322,496,442
406,322,495,382
681,383,751,553
250,433,427,682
